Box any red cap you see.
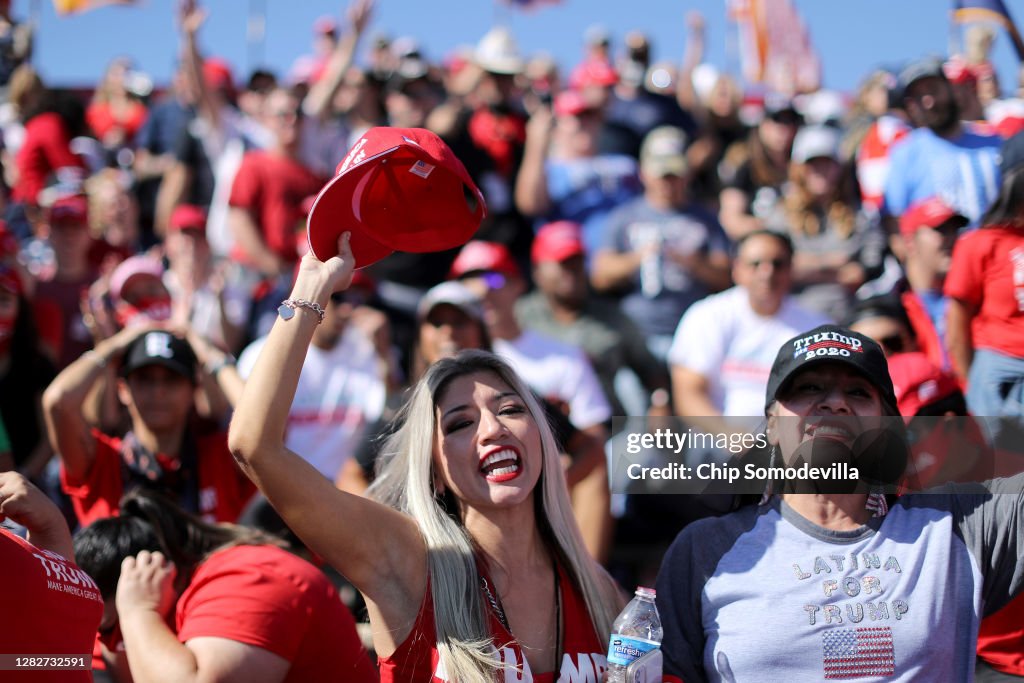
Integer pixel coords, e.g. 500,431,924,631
202,58,235,96
313,15,337,35
449,240,519,279
899,197,967,236
532,221,585,264
554,89,592,118
307,127,487,268
168,204,207,234
0,264,22,296
568,58,619,90
888,352,961,417
49,195,89,226
109,255,164,301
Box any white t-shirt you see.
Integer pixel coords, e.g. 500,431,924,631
668,286,829,417
493,330,612,430
163,271,249,352
238,326,386,480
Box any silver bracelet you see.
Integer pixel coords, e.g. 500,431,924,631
83,349,108,368
206,354,237,376
279,298,325,324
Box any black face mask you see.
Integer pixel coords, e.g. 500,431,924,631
782,438,860,495
778,424,908,496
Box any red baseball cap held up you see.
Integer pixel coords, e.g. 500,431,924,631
307,127,487,268
899,197,967,236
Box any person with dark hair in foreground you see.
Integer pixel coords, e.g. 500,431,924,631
73,489,378,683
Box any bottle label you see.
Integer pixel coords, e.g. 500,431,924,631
606,635,660,667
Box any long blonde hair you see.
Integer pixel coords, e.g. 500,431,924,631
367,350,620,680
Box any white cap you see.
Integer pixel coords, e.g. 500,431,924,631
416,281,485,322
796,89,847,126
791,125,841,164
475,27,524,75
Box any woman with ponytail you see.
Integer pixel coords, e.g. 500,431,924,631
229,233,624,682
73,489,377,683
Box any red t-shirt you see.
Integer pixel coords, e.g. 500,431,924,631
0,528,103,682
978,592,1024,675
944,225,1024,358
227,151,324,265
86,101,148,145
378,563,607,682
60,429,255,527
13,112,87,204
175,544,378,682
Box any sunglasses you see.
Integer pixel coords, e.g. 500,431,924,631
769,112,801,126
744,258,791,270
329,290,370,307
878,334,905,354
270,109,301,121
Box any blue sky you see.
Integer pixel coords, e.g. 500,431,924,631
28,0,1024,96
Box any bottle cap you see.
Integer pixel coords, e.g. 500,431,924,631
636,586,656,598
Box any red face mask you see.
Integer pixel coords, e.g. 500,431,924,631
115,296,172,328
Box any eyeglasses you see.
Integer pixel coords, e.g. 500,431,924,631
768,113,801,126
743,258,791,270
270,109,301,121
481,272,506,290
329,290,370,307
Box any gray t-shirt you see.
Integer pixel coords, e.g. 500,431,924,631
600,198,731,338
656,479,1024,682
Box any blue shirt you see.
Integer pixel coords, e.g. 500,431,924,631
884,125,1002,228
544,154,642,255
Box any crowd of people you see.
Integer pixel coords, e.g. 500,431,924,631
3,0,1024,680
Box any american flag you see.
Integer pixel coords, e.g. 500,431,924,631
822,627,896,679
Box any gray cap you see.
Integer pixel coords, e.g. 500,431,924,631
898,57,945,97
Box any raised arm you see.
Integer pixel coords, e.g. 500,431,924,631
179,0,220,131
515,107,554,217
227,233,426,645
946,297,977,385
0,471,74,559
42,325,146,482
303,0,374,121
676,11,706,118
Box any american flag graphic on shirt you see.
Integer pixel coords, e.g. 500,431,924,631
822,627,896,679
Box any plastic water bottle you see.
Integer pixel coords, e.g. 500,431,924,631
606,586,663,682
